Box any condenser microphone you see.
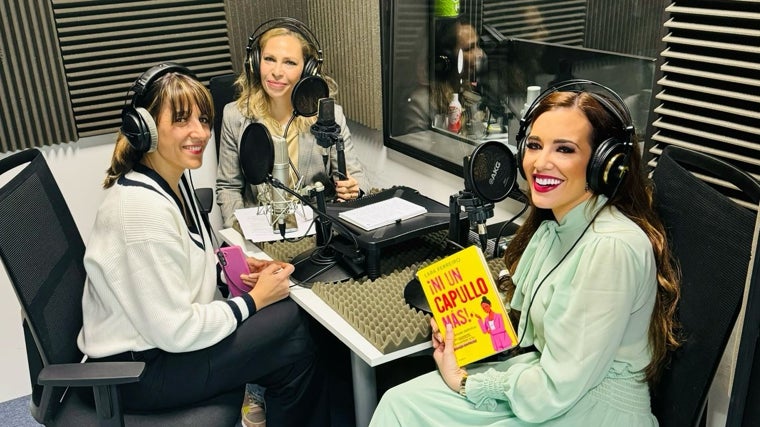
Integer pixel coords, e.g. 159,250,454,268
239,123,295,239
312,98,339,147
311,98,347,180
271,135,295,238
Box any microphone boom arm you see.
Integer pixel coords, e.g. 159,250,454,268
336,137,347,180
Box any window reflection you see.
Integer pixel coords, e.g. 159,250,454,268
395,17,487,138
385,0,666,175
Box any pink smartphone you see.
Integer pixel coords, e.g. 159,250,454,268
216,245,251,297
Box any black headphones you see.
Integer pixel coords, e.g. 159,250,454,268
121,62,196,153
433,18,459,79
515,79,635,197
245,17,324,84
434,51,455,79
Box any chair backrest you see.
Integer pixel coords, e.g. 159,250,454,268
727,209,760,426
0,149,87,421
650,145,760,427
210,73,238,155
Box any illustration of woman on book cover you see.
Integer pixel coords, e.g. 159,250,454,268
474,296,511,351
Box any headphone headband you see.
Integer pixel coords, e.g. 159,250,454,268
246,17,323,55
517,79,634,145
130,62,195,107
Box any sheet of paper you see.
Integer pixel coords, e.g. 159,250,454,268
338,197,427,231
234,205,316,242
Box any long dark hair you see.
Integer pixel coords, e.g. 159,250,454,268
503,91,681,386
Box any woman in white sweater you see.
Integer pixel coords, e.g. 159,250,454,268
77,63,328,427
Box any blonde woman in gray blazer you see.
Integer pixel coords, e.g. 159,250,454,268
216,22,367,228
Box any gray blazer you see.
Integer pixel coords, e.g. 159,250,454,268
215,101,368,228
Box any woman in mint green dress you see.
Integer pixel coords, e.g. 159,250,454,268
370,85,681,426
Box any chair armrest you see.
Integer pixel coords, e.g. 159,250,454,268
195,187,214,214
38,362,145,424
38,361,145,387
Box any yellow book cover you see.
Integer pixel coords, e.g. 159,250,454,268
416,245,518,366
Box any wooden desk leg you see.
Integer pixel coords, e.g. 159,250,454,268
350,352,377,427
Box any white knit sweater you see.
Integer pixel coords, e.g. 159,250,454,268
77,165,254,358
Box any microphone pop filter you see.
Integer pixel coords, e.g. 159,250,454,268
239,123,274,185
292,75,329,117
466,140,517,203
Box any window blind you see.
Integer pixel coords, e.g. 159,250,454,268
648,1,760,211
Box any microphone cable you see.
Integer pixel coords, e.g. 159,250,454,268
492,190,530,259
281,111,304,187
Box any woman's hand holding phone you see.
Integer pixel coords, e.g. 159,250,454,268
247,261,294,310
240,257,289,288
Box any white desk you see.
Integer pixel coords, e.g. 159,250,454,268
219,228,431,427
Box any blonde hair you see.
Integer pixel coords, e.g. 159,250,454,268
236,27,338,137
104,71,213,188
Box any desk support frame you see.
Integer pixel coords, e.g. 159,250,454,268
351,354,377,427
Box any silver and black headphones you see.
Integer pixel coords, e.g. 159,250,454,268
120,62,196,153
244,17,324,84
515,79,635,197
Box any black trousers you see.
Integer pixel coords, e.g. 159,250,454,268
89,298,329,427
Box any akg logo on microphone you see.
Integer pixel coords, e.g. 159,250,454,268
489,161,501,185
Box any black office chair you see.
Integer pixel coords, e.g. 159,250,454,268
726,231,760,427
210,73,239,155
0,149,243,426
194,73,239,217
650,145,760,427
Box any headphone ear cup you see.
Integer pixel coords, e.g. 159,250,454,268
434,54,451,78
587,138,629,196
515,116,530,180
516,136,526,180
301,56,320,78
121,106,158,153
250,46,261,81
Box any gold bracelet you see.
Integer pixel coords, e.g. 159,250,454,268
458,373,468,397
